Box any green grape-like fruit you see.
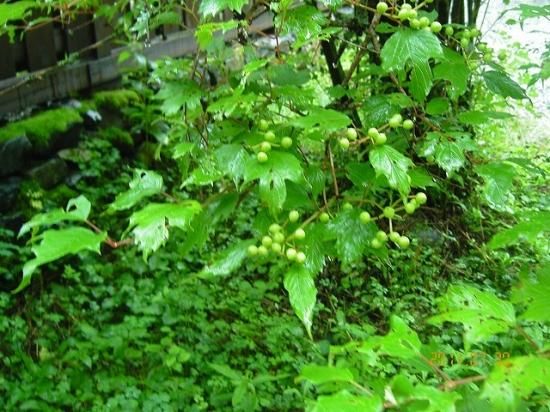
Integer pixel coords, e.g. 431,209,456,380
257,151,268,163
401,3,412,10
319,212,330,223
404,202,416,214
398,8,409,21
262,236,273,247
445,26,454,36
343,202,353,211
273,232,285,244
470,28,480,37
289,210,300,222
402,119,414,130
410,18,421,29
339,138,350,150
294,228,306,240
346,128,358,140
389,114,403,128
271,242,282,253
498,51,507,61
376,1,388,14
419,17,430,28
463,29,471,39
415,192,427,205
407,9,417,19
269,223,281,233
389,231,400,242
359,211,371,224
260,141,271,152
398,236,410,248
296,251,306,264
259,119,269,131
374,132,387,145
264,131,276,142
281,136,293,148
376,230,388,242
368,127,379,138
460,38,469,48
286,248,297,260
258,245,269,256
247,245,258,256
431,21,442,33
383,207,395,219
371,238,383,249
478,42,488,52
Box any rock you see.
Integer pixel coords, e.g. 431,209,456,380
83,109,102,129
0,136,32,177
28,158,69,189
0,176,22,213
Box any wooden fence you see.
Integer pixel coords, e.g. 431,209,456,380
0,8,272,115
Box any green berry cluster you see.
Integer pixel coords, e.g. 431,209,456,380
255,123,294,163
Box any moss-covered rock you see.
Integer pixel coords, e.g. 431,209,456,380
93,89,140,111
0,107,83,151
98,127,135,155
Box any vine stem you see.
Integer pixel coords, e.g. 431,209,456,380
515,325,541,352
327,144,340,198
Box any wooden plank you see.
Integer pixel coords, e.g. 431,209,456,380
93,17,115,58
0,36,16,80
25,22,57,71
66,15,96,59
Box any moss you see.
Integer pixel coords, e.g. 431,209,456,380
98,127,134,154
0,107,83,148
93,89,140,110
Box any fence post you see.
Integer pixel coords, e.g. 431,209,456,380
0,36,16,80
25,21,57,71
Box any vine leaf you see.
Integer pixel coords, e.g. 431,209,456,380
155,80,202,115
482,70,528,100
434,140,465,176
199,0,248,16
433,48,470,100
475,162,517,212
369,145,413,196
127,201,202,259
284,265,317,338
109,170,163,212
19,195,91,237
276,5,327,45
511,263,550,322
200,239,256,277
291,107,351,131
15,228,107,293
312,391,383,412
481,356,550,411
488,211,550,249
390,376,461,412
360,316,422,359
381,28,443,72
428,284,516,349
298,365,354,385
244,151,303,212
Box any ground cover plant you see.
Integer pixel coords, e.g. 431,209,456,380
0,0,549,410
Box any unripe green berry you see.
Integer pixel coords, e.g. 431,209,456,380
368,127,379,138
294,228,306,240
402,119,414,130
376,1,388,14
401,3,412,10
470,28,480,37
404,202,416,214
260,141,271,152
389,114,402,128
264,131,276,142
359,211,371,224
286,248,297,260
262,236,273,247
289,210,300,223
296,251,306,264
460,37,470,48
389,231,400,242
346,128,358,140
339,137,350,150
419,17,430,28
273,232,285,244
258,245,269,256
374,132,387,145
376,230,388,242
319,212,330,223
410,18,421,29
398,236,410,248
431,21,442,33
415,192,427,205
269,223,281,233
371,238,383,249
259,119,269,131
281,136,293,148
343,202,353,211
257,151,268,163
383,207,395,219
463,29,471,39
398,9,409,21
247,245,258,256
271,242,282,253
407,9,417,19
445,26,454,36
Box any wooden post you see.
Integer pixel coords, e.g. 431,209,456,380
65,15,96,59
25,22,57,71
0,36,16,80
